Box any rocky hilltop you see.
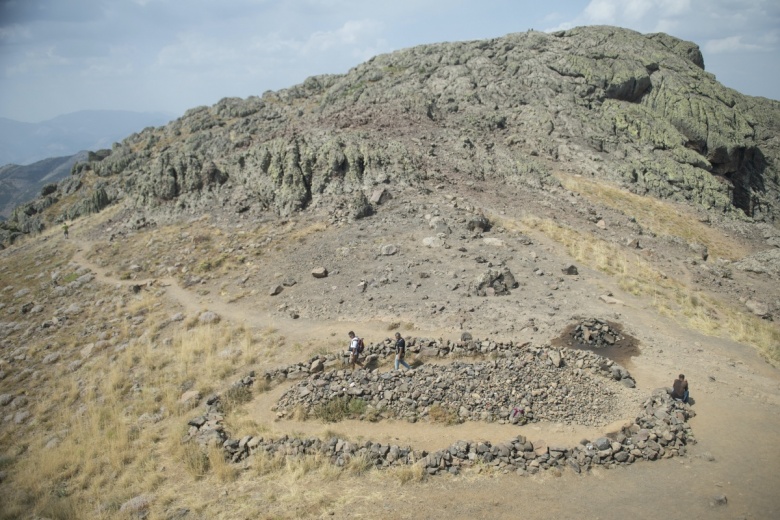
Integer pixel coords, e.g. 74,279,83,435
1,26,779,520
3,25,779,242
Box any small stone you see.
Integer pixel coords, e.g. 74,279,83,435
42,352,60,364
370,188,391,205
311,267,329,279
120,494,155,514
198,311,220,324
709,494,727,507
269,285,283,296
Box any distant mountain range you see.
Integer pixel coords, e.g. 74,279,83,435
0,109,176,218
0,110,175,167
0,152,89,219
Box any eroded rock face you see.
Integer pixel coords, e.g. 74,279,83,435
7,25,779,242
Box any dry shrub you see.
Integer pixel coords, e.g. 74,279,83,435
252,450,287,476
289,222,328,243
38,496,83,520
428,404,459,425
182,443,210,478
392,462,427,484
291,405,309,421
222,384,252,413
208,445,238,482
285,453,329,479
344,453,374,477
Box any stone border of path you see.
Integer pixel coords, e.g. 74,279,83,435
183,339,696,477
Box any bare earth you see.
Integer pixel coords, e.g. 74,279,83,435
60,174,780,520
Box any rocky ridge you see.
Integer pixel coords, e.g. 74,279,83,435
3,25,779,245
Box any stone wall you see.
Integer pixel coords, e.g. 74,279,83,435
184,340,695,477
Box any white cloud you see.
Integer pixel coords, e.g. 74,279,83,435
658,0,691,17
301,19,383,54
583,0,618,24
5,46,69,77
704,35,764,53
156,32,241,69
0,23,32,43
581,0,691,27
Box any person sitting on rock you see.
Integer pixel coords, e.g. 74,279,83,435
347,331,364,370
394,332,411,371
671,374,689,403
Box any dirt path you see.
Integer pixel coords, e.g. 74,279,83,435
69,237,780,519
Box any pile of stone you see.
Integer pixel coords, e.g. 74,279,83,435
274,347,636,427
184,376,695,476
571,318,624,348
260,338,635,388
469,268,518,296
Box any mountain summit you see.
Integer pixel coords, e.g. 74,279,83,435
1,26,779,520
3,25,778,241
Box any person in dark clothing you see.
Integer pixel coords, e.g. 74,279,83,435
394,332,411,371
672,374,689,403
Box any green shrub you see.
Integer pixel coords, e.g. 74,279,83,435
313,397,366,423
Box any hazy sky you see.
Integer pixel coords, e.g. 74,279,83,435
0,0,778,122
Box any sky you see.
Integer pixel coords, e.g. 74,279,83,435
0,0,778,123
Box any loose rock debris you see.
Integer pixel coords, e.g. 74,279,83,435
183,340,695,477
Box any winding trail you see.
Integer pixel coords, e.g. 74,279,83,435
60,225,780,519
67,237,638,448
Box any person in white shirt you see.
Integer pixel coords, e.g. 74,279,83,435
347,331,364,369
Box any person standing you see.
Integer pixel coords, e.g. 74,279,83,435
62,222,69,238
394,332,411,371
347,331,364,369
671,374,689,403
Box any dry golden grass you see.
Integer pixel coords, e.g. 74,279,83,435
390,461,427,484
0,233,292,519
492,212,780,365
427,404,460,425
288,221,328,242
555,172,749,260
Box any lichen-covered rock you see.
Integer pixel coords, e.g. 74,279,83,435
6,25,779,245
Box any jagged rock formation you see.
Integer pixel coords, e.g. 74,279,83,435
3,25,779,244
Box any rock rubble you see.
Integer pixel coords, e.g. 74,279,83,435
183,341,696,478
274,350,637,427
570,318,625,348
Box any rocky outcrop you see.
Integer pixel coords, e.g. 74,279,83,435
6,26,779,242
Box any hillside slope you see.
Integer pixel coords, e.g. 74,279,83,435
0,25,779,520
